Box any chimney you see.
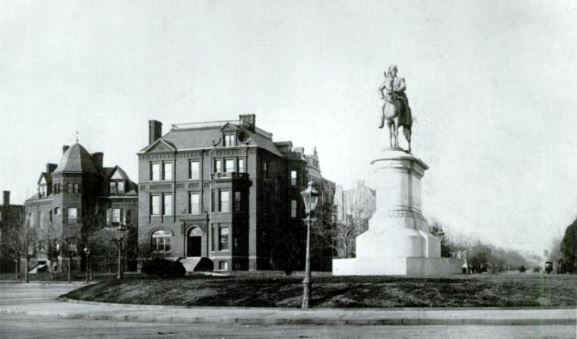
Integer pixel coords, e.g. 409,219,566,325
149,120,162,144
62,145,70,154
3,191,9,206
239,114,255,132
92,152,103,170
46,163,57,173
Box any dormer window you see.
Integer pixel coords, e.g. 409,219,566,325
39,184,47,198
110,180,126,195
224,134,236,147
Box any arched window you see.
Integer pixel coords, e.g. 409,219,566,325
151,230,172,253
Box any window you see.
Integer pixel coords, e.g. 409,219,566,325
54,207,60,215
290,170,297,186
112,208,121,224
219,226,229,250
40,211,45,228
163,162,173,181
291,200,297,218
123,209,131,225
151,163,161,181
234,191,242,212
189,193,200,215
213,159,221,173
262,160,269,177
225,159,234,173
163,194,173,216
237,159,245,173
73,183,80,194
39,185,46,198
224,134,236,147
117,181,125,193
29,212,35,227
151,230,171,252
110,181,117,194
219,191,230,213
190,161,200,179
218,261,228,270
66,183,72,194
67,208,78,224
151,195,160,215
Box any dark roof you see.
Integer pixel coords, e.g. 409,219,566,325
54,143,97,174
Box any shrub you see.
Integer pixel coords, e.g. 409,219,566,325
519,265,526,273
141,258,186,279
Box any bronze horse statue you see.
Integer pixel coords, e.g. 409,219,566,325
378,65,412,153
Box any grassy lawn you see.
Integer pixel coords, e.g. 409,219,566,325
63,273,577,308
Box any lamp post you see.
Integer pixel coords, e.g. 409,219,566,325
83,246,90,283
300,181,319,309
67,241,76,284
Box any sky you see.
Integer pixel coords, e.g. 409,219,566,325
1,0,576,255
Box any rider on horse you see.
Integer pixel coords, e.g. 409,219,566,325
378,64,412,128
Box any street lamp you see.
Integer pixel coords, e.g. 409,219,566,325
83,246,91,283
300,181,319,309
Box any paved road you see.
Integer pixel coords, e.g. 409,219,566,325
0,282,575,339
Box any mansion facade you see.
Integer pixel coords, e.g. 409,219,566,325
24,143,138,267
138,114,336,272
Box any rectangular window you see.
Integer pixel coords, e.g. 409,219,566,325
224,134,236,147
225,159,234,173
109,181,117,194
39,185,46,198
291,200,297,218
151,195,160,215
151,163,161,181
189,161,200,179
123,209,131,225
237,159,245,173
262,160,269,178
163,162,173,181
117,181,125,193
54,207,60,215
112,208,121,224
189,193,200,215
290,170,297,186
234,191,242,212
214,159,221,173
29,212,35,227
68,208,78,224
219,191,230,213
39,211,45,228
73,183,80,194
219,226,229,250
163,194,173,216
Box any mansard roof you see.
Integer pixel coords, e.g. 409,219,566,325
54,143,97,174
140,121,282,156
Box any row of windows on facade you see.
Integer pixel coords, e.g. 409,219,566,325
150,225,229,253
149,191,300,218
38,180,127,198
148,159,301,186
149,159,246,182
28,207,132,227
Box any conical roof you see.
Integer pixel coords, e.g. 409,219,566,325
54,143,97,173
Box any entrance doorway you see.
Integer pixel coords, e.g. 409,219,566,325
187,227,202,257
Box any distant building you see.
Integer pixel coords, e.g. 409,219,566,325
334,180,376,258
0,191,24,272
137,114,336,272
24,143,138,271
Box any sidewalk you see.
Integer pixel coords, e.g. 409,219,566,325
1,298,575,326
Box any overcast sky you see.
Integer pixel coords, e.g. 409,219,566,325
1,0,576,255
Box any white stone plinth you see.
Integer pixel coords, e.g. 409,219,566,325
333,148,462,276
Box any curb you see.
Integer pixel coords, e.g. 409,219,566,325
1,308,574,326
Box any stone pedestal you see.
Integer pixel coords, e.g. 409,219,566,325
333,148,462,276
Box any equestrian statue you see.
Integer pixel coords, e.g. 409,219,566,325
378,64,412,153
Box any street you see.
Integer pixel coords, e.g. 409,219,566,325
0,282,575,339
